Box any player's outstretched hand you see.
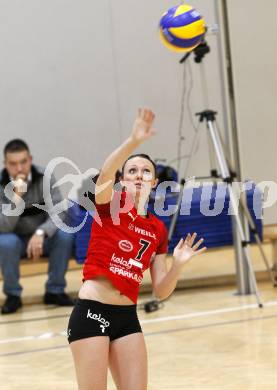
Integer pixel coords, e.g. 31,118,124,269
173,233,206,268
131,108,156,144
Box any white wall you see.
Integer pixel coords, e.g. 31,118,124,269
0,0,121,173
225,0,277,223
1,0,275,223
0,0,225,176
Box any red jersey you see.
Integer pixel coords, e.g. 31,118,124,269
83,191,168,303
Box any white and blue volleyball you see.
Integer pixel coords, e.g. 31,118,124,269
159,4,206,52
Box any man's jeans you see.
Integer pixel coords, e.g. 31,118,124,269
0,230,74,296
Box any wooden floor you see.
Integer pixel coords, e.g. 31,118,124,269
1,243,277,389
0,241,275,305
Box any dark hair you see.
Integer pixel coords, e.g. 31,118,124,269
4,139,30,156
82,170,122,208
121,153,157,178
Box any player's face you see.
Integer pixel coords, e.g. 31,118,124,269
122,157,158,196
4,151,32,180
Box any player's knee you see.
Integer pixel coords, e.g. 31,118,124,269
53,229,74,246
0,233,21,252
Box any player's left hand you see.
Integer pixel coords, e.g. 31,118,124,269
173,233,206,268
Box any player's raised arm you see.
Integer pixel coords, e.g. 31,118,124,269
95,108,156,204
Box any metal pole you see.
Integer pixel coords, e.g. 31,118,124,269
214,0,252,294
202,113,262,306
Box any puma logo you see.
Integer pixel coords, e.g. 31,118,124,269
128,211,136,221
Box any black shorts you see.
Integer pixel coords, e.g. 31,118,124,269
67,299,142,343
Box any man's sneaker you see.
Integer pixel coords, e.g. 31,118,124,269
43,292,75,306
1,295,22,315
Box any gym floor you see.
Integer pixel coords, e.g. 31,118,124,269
1,244,277,389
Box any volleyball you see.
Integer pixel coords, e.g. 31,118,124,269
159,4,206,53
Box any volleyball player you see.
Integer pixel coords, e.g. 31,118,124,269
67,108,206,390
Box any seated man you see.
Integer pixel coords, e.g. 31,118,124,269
0,139,75,314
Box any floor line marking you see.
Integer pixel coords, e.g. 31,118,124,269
1,300,277,345
2,312,277,357
140,300,277,324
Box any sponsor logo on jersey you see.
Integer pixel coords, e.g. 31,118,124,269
119,240,133,252
127,224,156,239
129,258,143,269
128,211,137,221
111,253,133,269
109,266,143,284
87,309,110,333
